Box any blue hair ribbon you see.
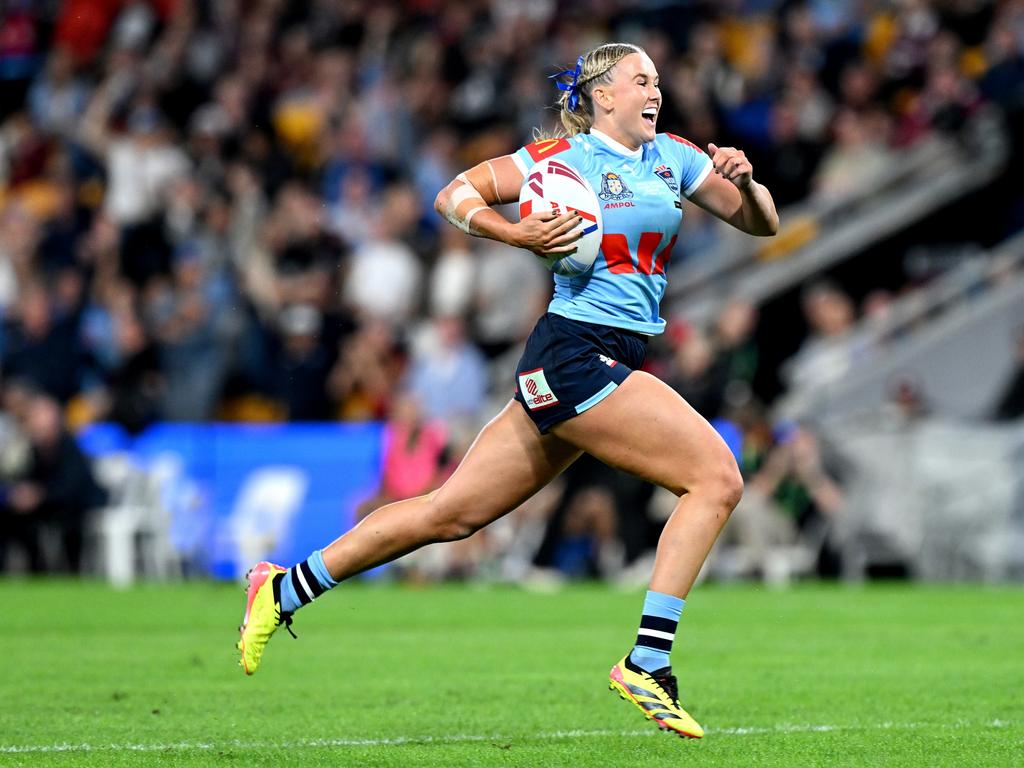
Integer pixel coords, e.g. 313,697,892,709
550,55,585,111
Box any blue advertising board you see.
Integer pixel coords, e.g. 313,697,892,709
78,422,385,579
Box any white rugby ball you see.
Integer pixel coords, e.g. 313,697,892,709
518,157,602,276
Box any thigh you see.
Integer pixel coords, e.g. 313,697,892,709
431,400,582,528
551,371,736,496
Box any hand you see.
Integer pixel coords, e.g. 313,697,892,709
9,483,43,514
790,429,824,481
511,210,583,257
708,143,753,189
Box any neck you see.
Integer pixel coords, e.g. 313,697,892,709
589,124,643,155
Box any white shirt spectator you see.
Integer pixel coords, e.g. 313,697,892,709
344,238,423,322
104,138,190,225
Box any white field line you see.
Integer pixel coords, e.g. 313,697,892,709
0,720,1015,754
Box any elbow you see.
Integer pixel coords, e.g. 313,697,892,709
434,185,451,217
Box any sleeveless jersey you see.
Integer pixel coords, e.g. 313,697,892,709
511,130,712,335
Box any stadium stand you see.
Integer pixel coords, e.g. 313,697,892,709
0,0,1021,582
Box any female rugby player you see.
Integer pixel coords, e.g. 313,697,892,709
238,42,778,739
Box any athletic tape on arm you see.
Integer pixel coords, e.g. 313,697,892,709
486,160,503,204
444,173,488,234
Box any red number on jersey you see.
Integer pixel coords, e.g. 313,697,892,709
602,234,635,274
601,232,677,275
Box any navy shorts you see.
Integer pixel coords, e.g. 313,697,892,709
514,313,648,434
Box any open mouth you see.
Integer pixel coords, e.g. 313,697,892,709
642,107,658,126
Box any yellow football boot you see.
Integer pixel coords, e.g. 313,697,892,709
237,562,293,675
609,653,704,739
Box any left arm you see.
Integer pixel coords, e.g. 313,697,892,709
689,143,779,236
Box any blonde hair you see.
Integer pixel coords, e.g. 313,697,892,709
556,43,645,136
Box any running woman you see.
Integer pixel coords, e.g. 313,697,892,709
237,42,778,739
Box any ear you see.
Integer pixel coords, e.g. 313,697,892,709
591,84,613,113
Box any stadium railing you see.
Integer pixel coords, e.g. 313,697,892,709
776,229,1024,423
667,108,1010,328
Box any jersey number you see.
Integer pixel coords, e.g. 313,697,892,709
602,233,678,275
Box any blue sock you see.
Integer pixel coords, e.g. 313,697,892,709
280,550,338,614
629,590,684,673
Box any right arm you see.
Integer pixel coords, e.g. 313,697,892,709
433,155,582,257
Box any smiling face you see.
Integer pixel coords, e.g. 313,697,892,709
591,52,661,149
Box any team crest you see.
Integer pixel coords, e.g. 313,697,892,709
654,164,679,194
598,172,633,201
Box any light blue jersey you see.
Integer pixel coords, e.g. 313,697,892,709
512,129,712,335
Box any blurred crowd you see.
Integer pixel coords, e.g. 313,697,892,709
1,0,1023,579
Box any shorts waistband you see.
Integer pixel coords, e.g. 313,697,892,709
545,312,650,345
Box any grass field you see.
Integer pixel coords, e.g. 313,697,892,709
1,580,1022,767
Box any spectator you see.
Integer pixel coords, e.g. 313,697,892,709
342,183,424,324
757,101,823,206
713,297,762,405
471,238,550,360
0,393,106,573
329,321,407,421
727,418,846,581
811,108,893,202
145,243,232,421
27,47,89,139
406,314,488,428
783,281,858,389
355,392,449,522
99,306,164,434
665,326,728,420
2,279,84,403
79,74,190,227
269,304,337,422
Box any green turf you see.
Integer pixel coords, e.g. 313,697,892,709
0,580,1022,767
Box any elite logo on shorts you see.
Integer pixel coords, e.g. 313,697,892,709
597,354,618,368
518,367,559,410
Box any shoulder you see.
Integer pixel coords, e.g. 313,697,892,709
654,134,714,196
512,135,589,175
656,133,706,157
520,137,575,163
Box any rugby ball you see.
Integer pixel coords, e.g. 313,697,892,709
518,157,602,276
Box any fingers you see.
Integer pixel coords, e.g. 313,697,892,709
540,213,584,249
546,226,584,247
538,243,579,255
531,209,577,225
708,143,753,185
548,212,583,237
722,155,751,180
519,209,584,253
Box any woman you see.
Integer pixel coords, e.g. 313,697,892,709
238,42,778,739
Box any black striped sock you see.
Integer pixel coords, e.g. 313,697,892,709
286,559,326,609
631,614,678,671
635,614,678,652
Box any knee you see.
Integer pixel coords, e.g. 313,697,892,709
694,455,744,514
717,459,745,512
